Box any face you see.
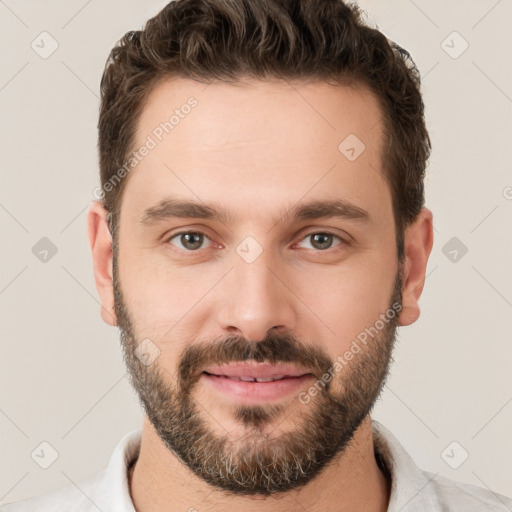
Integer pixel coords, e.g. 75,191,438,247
112,77,402,495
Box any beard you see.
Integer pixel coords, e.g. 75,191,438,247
113,249,402,496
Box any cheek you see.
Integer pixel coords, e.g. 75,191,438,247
296,257,396,352
116,220,231,372
117,205,200,321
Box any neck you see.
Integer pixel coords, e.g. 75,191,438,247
128,415,390,512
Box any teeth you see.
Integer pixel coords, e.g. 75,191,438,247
226,375,288,382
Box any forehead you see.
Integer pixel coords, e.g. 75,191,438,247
121,76,390,229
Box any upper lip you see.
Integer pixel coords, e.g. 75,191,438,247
203,362,312,379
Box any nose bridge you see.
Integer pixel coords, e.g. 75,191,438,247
217,239,297,342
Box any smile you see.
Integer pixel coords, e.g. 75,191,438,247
203,372,305,383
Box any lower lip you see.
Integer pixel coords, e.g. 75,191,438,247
201,373,314,404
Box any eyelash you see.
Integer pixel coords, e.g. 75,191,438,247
165,230,347,253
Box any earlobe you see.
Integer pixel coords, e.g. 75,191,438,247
397,208,434,327
87,201,118,327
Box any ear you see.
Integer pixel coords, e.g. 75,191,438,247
87,201,117,326
398,207,434,326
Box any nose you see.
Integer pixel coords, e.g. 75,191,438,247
216,250,298,343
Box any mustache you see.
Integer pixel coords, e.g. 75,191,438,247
177,331,334,391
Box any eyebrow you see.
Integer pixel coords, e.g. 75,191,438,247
140,195,370,227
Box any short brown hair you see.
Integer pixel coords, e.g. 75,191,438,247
98,0,431,262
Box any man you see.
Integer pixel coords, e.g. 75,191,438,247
2,0,510,511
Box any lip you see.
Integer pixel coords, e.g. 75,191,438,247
203,362,312,380
201,362,315,404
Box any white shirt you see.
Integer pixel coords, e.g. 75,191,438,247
1,420,510,511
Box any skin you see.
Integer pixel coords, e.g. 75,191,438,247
88,77,433,512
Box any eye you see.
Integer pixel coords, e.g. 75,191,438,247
167,231,211,251
166,230,346,253
296,231,344,251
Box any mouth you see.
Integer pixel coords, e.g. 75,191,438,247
200,362,314,403
203,372,308,382
203,361,312,379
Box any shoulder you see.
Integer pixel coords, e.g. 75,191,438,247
426,471,512,511
0,470,107,512
371,420,512,511
0,428,141,512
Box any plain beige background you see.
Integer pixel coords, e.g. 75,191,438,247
1,0,511,505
